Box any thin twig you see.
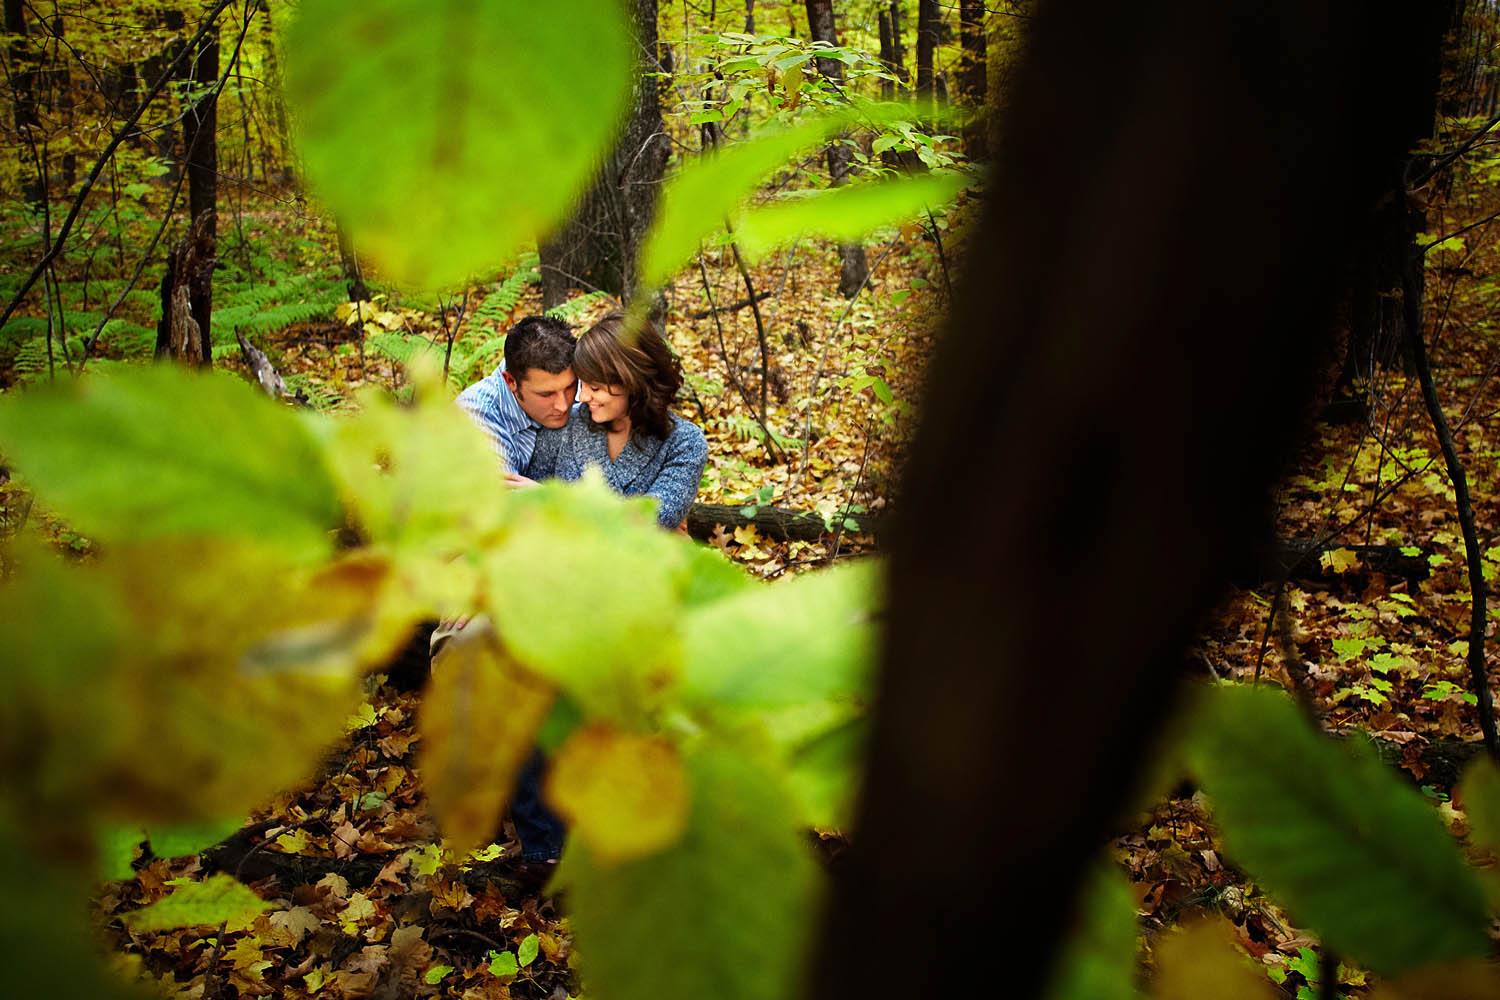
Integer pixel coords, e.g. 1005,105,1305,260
787,235,901,499
1403,262,1500,762
925,206,953,299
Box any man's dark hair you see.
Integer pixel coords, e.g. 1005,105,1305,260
504,315,575,380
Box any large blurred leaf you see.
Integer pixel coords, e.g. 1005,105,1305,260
481,472,687,718
121,873,272,931
4,539,404,827
680,559,880,709
97,817,248,881
558,743,817,1000
420,618,555,856
1151,919,1276,1000
1186,685,1488,975
733,172,973,261
1043,862,1139,1000
639,102,918,287
1457,757,1500,909
0,367,341,557
0,813,138,1000
284,0,633,288
547,725,690,865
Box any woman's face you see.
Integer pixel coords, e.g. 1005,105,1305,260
580,381,629,426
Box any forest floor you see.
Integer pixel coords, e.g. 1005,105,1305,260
6,176,1500,996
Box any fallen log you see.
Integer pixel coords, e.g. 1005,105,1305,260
683,502,881,542
1235,538,1431,587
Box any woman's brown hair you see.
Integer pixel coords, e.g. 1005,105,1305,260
572,311,683,441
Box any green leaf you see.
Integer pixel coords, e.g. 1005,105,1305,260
0,367,341,557
558,744,817,1000
1041,862,1139,1000
517,932,540,967
680,560,880,710
122,874,272,931
284,0,633,289
1185,685,1489,974
640,102,917,287
147,817,247,861
425,964,455,984
488,951,518,977
482,473,686,718
733,172,972,261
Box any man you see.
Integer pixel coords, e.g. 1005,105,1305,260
435,315,576,887
456,314,577,477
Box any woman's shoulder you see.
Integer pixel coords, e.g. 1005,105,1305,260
666,413,707,449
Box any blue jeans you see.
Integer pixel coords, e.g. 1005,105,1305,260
512,749,566,861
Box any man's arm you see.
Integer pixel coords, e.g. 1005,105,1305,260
455,365,515,472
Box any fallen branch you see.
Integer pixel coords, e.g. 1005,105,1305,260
236,330,289,398
686,290,770,319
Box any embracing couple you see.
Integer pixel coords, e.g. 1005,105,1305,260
433,310,709,884
457,310,707,527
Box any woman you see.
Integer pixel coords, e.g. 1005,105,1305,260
523,311,708,529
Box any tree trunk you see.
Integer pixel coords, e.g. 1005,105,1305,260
155,209,216,367
1340,0,1451,386
177,20,219,356
539,0,668,308
958,1,987,159
887,3,907,84
804,0,869,298
5,0,44,206
337,221,370,303
915,0,937,107
744,0,755,33
814,1,1441,997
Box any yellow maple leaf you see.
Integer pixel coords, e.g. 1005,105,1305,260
1321,547,1361,574
546,725,690,866
733,524,762,547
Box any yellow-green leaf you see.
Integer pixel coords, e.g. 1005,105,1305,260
547,725,690,865
284,0,633,288
122,874,271,931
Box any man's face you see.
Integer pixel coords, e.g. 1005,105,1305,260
505,367,577,428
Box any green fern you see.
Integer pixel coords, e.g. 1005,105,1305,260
12,336,55,385
366,331,432,368
473,253,541,323
545,290,611,325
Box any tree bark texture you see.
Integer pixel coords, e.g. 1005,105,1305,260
1342,0,1450,384
539,0,668,308
814,2,1440,998
155,209,215,367
915,0,937,105
337,221,370,303
803,0,869,297
958,0,987,159
5,0,43,205
887,2,907,84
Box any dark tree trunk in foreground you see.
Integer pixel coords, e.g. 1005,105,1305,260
804,0,869,297
539,0,668,308
816,2,1438,998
